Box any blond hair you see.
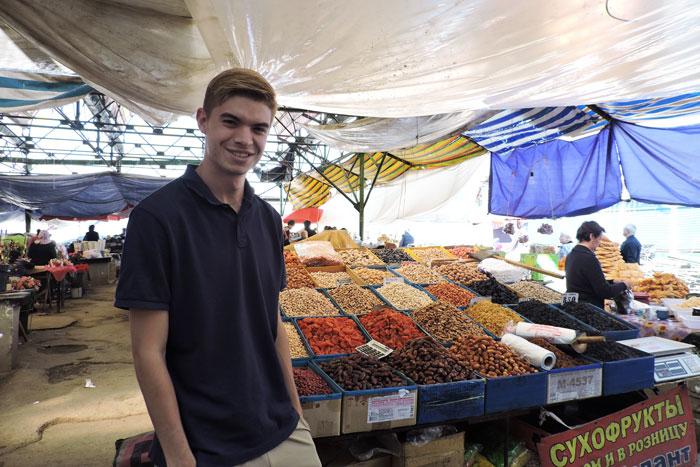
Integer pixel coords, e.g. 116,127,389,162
203,68,277,116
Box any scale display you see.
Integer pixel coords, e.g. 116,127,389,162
654,353,700,382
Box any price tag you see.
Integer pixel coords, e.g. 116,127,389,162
383,276,405,285
469,296,492,306
356,339,394,359
367,390,415,423
547,368,602,404
562,292,579,305
336,278,353,286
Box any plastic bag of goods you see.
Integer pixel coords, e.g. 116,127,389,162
294,241,343,267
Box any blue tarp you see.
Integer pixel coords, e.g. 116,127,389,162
613,122,700,207
489,127,622,218
0,172,171,218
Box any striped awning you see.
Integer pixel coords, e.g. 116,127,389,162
597,92,700,121
465,107,604,154
0,73,93,111
286,134,486,209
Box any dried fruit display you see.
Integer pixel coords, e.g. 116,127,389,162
387,337,474,384
514,300,591,332
298,317,367,355
424,283,475,307
527,338,586,369
285,263,316,289
449,335,536,377
466,278,519,304
412,302,485,343
319,354,405,390
465,301,524,336
293,367,332,396
560,302,628,331
358,308,424,350
582,342,648,362
279,288,338,317
447,246,477,259
372,248,413,264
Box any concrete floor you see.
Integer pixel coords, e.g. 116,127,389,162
0,285,152,466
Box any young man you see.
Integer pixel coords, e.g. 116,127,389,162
115,69,320,467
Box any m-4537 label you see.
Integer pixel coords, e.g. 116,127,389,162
547,368,602,404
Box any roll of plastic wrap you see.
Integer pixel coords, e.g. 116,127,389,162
513,322,577,345
501,333,556,370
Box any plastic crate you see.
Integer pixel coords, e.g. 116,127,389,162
554,303,640,341
483,371,547,414
292,360,343,438
416,377,486,423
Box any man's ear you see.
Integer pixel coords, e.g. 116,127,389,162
196,108,208,134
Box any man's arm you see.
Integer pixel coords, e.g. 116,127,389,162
275,313,303,416
130,309,195,467
584,256,627,299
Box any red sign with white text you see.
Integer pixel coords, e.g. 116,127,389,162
538,386,696,467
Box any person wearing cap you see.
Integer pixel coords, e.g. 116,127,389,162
620,224,641,264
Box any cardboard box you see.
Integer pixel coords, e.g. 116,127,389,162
302,397,342,438
342,386,418,434
392,431,465,467
327,454,393,467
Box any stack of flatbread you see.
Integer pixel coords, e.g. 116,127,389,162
635,273,689,302
595,238,645,287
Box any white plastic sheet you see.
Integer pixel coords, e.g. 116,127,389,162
191,0,700,117
301,111,496,153
3,1,700,122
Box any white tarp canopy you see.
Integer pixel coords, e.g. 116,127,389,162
2,0,700,124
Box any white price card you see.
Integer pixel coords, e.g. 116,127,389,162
469,296,492,306
547,368,602,404
367,391,415,423
383,276,405,285
561,292,579,305
356,340,394,359
336,278,353,286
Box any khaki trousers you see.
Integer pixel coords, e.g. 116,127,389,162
236,418,321,467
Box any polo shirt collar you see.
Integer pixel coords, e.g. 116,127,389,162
182,164,255,211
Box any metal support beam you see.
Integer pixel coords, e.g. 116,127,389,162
358,152,365,240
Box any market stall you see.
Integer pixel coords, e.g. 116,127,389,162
280,240,699,464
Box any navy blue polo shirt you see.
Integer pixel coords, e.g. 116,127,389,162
115,165,297,466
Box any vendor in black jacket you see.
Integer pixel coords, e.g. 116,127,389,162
565,221,628,309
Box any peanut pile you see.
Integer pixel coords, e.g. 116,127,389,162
509,281,562,303
433,262,488,285
338,248,384,267
387,337,474,385
279,287,338,317
310,271,352,289
352,267,394,285
395,262,445,284
449,335,536,378
283,321,309,358
425,282,475,307
329,284,383,314
412,301,485,343
465,301,523,336
376,282,434,310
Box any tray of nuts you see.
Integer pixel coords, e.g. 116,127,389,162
507,281,563,303
328,284,386,315
405,246,457,264
433,262,488,285
279,287,340,318
372,282,435,311
391,262,446,285
284,321,311,360
351,266,395,286
449,334,545,414
424,282,477,309
337,248,385,268
386,337,485,423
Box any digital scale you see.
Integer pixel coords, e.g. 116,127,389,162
618,336,700,383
